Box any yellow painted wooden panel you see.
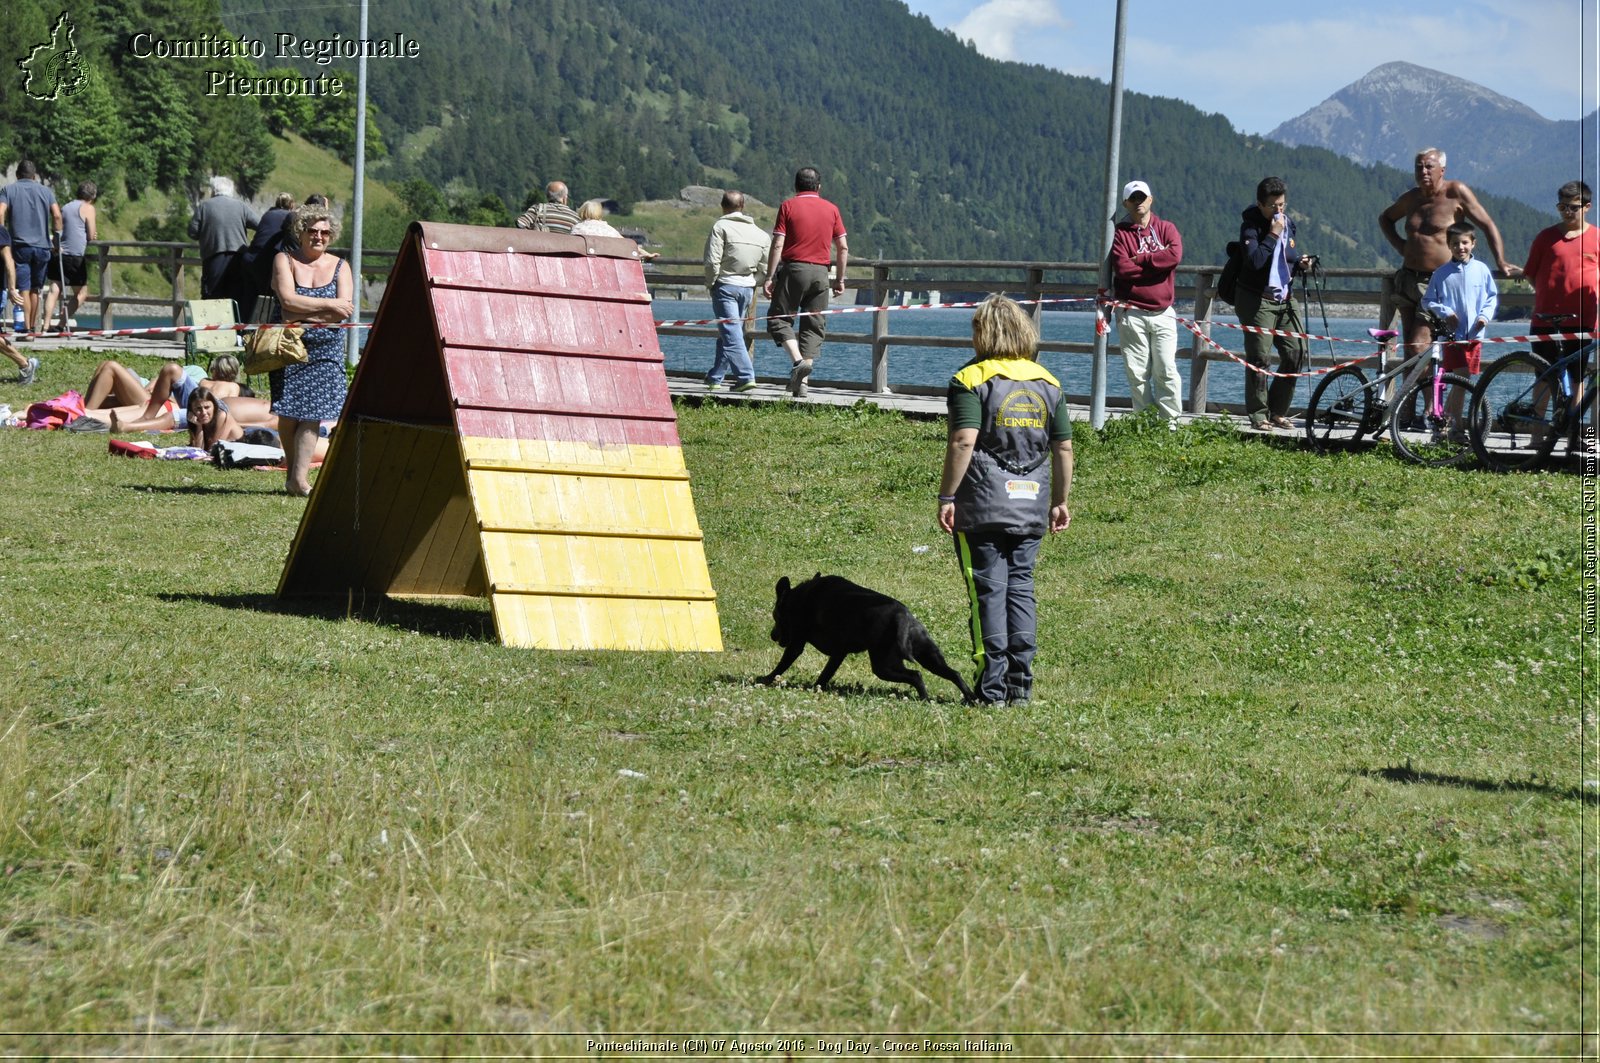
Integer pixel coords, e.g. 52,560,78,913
479,531,714,599
466,468,703,539
492,593,722,651
459,437,687,476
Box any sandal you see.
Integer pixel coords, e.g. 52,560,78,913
1267,416,1297,430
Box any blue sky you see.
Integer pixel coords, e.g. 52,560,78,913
901,0,1597,135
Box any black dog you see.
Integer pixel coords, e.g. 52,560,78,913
757,574,975,702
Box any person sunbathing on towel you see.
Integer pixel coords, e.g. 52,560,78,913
77,355,247,425
109,392,276,434
183,386,243,448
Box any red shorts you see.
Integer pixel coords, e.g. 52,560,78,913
1443,340,1481,374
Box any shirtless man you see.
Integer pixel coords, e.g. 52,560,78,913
1379,148,1519,360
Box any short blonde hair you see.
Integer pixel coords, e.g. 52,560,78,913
289,204,339,241
971,295,1038,361
207,354,241,382
578,198,606,222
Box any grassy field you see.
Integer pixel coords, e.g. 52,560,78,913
0,347,1592,1057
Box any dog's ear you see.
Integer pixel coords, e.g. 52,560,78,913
813,571,823,581
775,576,790,598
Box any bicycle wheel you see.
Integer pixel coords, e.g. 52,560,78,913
1389,371,1476,467
1305,366,1372,451
1469,351,1558,472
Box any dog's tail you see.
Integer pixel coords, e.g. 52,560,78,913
905,619,976,700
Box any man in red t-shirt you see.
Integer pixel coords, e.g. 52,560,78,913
1525,180,1599,363
762,167,848,397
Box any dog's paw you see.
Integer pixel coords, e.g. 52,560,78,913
755,674,778,687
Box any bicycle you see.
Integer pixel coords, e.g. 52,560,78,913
1467,330,1597,472
1304,311,1475,466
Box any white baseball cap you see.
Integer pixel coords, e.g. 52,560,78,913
1123,180,1151,200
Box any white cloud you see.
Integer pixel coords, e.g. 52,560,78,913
951,0,1071,62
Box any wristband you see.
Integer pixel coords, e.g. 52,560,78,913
937,494,956,503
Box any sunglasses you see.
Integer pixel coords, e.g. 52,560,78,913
1558,203,1589,213
307,227,333,238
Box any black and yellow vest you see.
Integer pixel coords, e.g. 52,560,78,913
951,358,1061,536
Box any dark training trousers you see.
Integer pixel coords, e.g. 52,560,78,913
1235,286,1307,420
953,530,1042,704
766,260,831,362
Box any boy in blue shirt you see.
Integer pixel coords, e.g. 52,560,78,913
1423,221,1498,372
1422,221,1498,422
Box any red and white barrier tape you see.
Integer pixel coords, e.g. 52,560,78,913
1097,296,1594,381
9,321,371,341
16,294,1588,386
657,294,1098,327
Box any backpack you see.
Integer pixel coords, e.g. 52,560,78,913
1215,241,1242,305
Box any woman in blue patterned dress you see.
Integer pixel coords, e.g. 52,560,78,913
270,204,353,495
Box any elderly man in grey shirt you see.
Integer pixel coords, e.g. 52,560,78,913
189,175,259,303
701,190,769,392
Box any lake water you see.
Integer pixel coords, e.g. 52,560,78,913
649,297,1535,409
102,297,1535,411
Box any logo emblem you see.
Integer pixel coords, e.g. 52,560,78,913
19,12,89,102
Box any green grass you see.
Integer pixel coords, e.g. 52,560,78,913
0,348,1592,1056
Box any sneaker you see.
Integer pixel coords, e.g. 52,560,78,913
18,357,38,386
65,414,108,433
732,380,758,393
788,358,813,398
705,381,723,392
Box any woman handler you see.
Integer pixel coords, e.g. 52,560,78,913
936,295,1073,706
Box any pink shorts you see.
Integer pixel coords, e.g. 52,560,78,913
1443,341,1481,374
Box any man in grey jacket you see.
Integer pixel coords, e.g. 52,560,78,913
189,175,259,303
702,190,769,391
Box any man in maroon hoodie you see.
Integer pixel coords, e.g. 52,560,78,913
1110,180,1184,424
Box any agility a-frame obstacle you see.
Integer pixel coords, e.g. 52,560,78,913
278,221,722,652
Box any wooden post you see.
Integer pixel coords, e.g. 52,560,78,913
743,285,757,361
1189,271,1215,414
97,243,112,331
870,262,891,393
169,245,184,326
1377,272,1398,333
1025,266,1044,324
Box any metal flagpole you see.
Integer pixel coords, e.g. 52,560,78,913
346,0,369,366
1091,0,1129,429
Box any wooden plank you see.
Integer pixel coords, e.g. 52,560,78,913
463,457,688,481
466,469,703,539
480,531,714,597
491,594,721,652
353,426,459,592
459,436,686,474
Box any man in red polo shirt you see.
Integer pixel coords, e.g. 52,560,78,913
763,167,848,397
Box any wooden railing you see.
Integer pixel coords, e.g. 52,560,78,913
78,240,396,330
648,258,1536,412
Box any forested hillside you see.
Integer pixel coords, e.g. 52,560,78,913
227,0,1549,264
2,0,1554,266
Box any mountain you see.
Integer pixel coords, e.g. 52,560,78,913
1268,62,1595,211
221,0,1550,266
5,0,1550,267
